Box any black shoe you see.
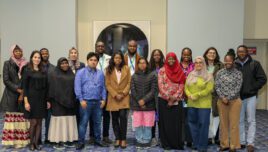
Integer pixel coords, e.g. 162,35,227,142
76,143,85,150
35,144,42,150
208,138,213,145
186,142,192,147
229,149,236,152
29,144,35,151
54,143,65,150
103,137,113,144
215,140,220,145
44,140,51,145
219,147,230,151
95,141,109,147
114,140,120,148
240,144,246,149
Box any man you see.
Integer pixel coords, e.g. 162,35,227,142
75,52,108,150
40,48,55,144
235,45,267,152
124,39,141,75
88,41,112,145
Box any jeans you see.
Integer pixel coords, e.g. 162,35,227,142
78,100,102,144
135,126,152,144
89,106,110,138
188,108,210,151
240,96,257,145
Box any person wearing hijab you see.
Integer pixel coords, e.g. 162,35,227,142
68,47,85,74
185,56,214,152
47,57,78,149
67,47,85,129
1,44,29,148
158,52,185,150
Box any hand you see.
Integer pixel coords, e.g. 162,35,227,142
167,101,173,107
80,100,87,109
222,98,228,105
18,94,23,103
115,94,124,101
25,103,30,111
16,89,23,94
189,95,197,100
47,102,51,109
138,99,145,107
100,100,106,109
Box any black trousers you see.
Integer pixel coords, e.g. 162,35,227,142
158,98,184,149
89,106,110,138
111,109,128,140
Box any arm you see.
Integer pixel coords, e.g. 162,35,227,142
105,73,118,98
174,83,184,100
184,77,191,98
215,71,225,99
142,74,157,103
74,70,83,102
158,70,170,100
252,61,267,90
130,75,139,101
100,72,107,101
3,62,19,92
195,79,214,98
122,67,131,95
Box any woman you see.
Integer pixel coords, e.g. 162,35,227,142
48,57,78,149
1,44,29,148
68,47,85,74
203,47,224,144
148,49,165,146
68,47,85,128
131,57,157,147
105,51,131,149
180,47,194,147
215,49,242,152
23,50,50,151
185,56,214,151
158,52,185,150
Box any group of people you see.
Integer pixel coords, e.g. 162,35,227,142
0,40,267,152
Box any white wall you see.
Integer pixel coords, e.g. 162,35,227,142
0,0,76,94
0,0,76,65
167,0,244,59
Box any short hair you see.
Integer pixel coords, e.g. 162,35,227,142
237,45,248,51
40,48,49,53
86,52,99,61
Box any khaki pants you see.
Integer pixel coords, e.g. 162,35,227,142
217,98,242,149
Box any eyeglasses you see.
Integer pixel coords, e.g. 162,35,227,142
194,62,203,65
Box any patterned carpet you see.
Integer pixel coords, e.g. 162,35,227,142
0,110,267,152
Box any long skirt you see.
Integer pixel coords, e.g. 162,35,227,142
48,115,78,143
158,97,183,149
2,112,30,146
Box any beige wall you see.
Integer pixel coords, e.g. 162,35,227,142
244,0,268,39
77,0,166,63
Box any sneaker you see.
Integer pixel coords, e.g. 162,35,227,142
53,143,65,150
76,143,85,150
151,138,158,147
64,142,76,148
247,145,254,152
102,137,113,144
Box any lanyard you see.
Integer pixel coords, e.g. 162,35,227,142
129,55,135,71
99,56,104,71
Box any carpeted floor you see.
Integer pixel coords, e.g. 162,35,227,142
0,110,267,152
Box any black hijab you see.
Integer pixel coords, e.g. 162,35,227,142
48,57,75,108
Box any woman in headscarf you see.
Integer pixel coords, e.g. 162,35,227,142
158,52,185,150
68,47,85,74
185,56,214,152
48,57,78,150
1,44,29,148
